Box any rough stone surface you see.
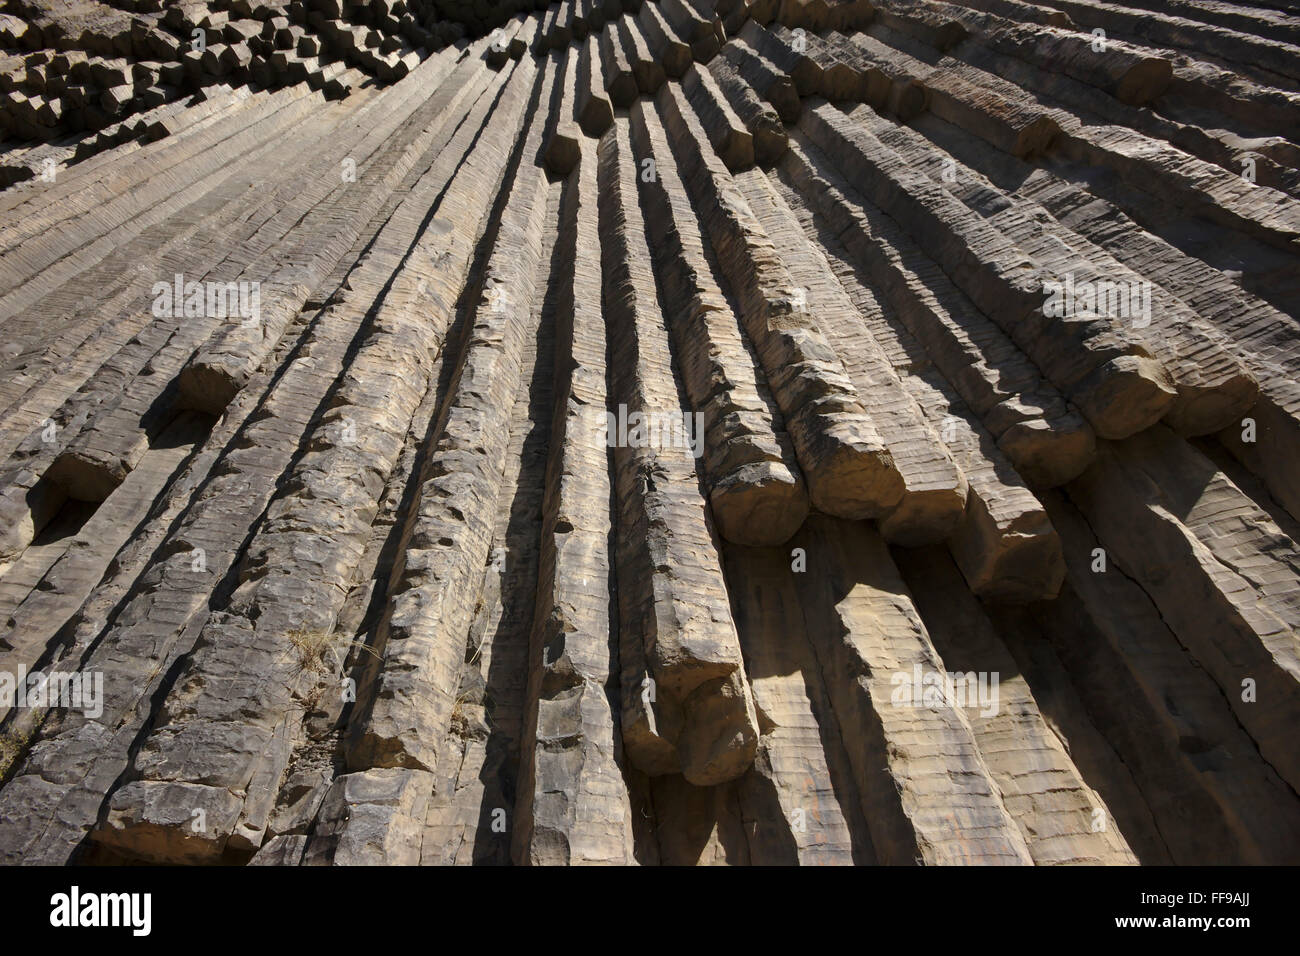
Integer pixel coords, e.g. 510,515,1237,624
0,0,1298,867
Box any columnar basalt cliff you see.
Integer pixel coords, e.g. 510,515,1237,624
0,0,1298,866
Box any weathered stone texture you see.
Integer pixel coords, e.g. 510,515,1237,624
0,0,1298,867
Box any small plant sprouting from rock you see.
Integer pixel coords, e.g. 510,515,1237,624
286,627,337,680
283,628,381,712
0,729,32,780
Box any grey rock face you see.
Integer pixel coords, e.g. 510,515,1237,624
0,0,1298,866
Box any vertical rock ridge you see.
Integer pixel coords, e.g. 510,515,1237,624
0,0,1297,867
